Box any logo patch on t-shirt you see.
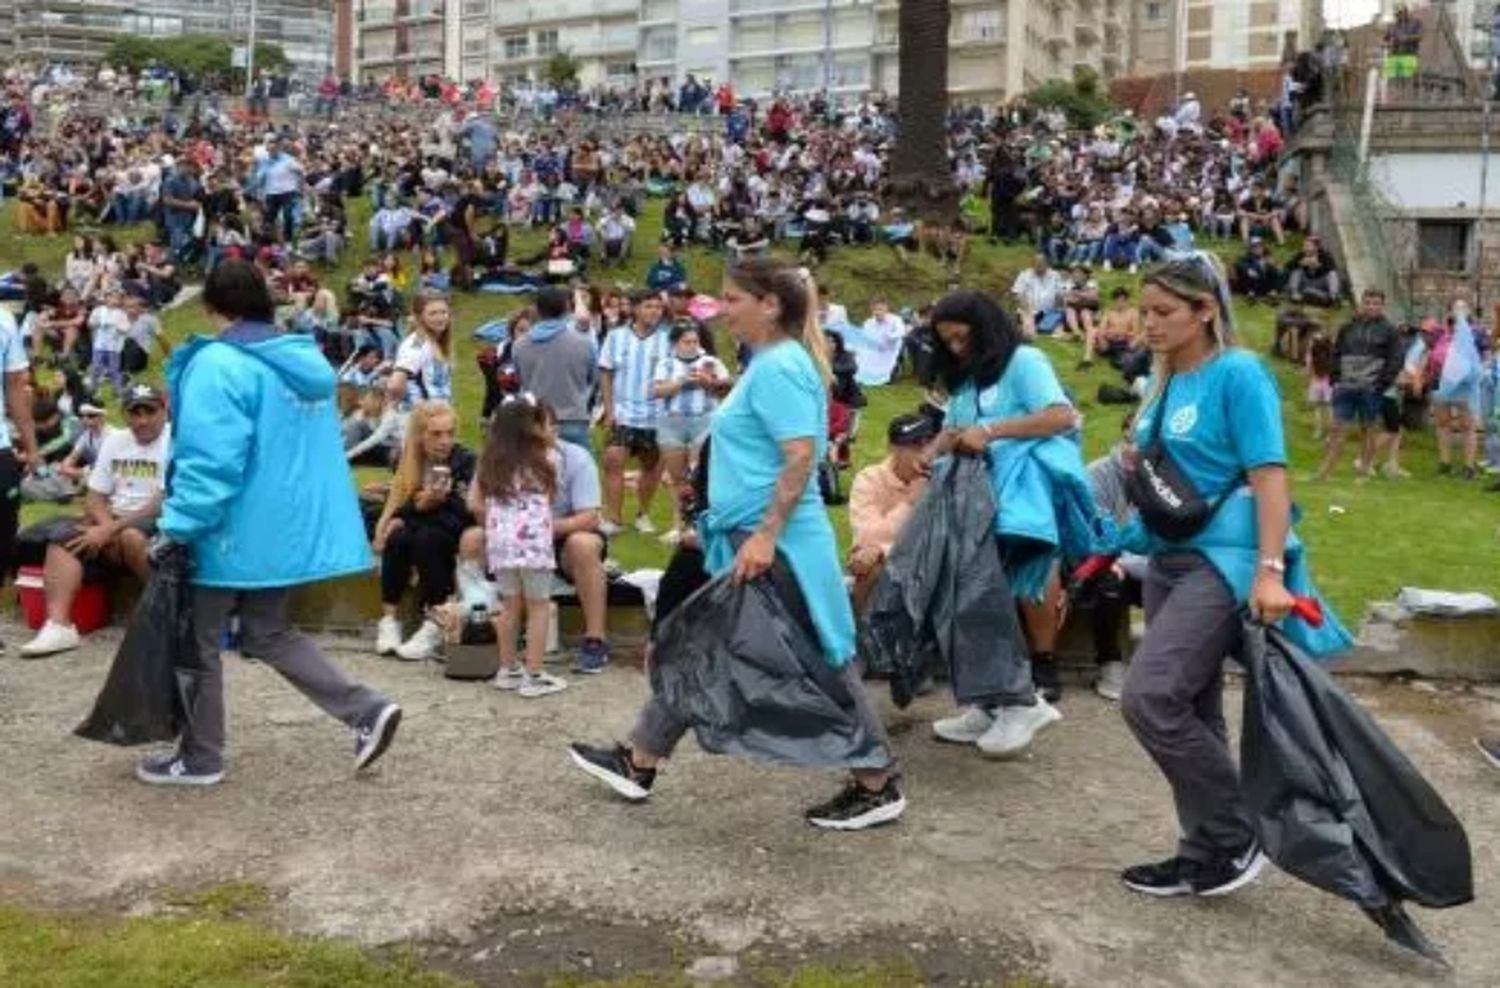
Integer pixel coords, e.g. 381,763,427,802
1168,403,1198,436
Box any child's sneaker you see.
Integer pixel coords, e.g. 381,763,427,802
493,666,526,691
519,671,568,698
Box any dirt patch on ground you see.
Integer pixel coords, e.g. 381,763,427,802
1,620,1497,986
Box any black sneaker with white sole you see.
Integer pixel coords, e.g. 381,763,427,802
1189,840,1268,897
354,703,402,773
804,778,906,831
1123,840,1268,898
568,742,656,802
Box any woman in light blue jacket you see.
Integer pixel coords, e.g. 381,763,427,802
134,260,402,789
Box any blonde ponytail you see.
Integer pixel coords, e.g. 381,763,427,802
798,272,834,387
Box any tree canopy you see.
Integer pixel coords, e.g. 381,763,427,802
104,36,290,81
1027,66,1115,130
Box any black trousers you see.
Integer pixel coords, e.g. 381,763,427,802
380,520,459,609
0,450,20,579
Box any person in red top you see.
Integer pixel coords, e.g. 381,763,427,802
767,99,792,142
715,82,736,115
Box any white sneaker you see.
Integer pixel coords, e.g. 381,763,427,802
375,616,402,656
976,699,1062,759
633,515,657,535
518,671,568,698
932,706,995,744
20,620,81,658
598,519,624,537
1095,661,1127,702
394,620,443,662
492,666,526,691
659,527,682,545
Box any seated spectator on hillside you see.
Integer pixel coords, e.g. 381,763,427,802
1133,206,1179,270
1287,236,1342,306
20,385,170,657
1233,238,1282,301
344,381,401,467
15,174,64,235
646,244,687,292
372,401,477,662
32,287,87,361
1061,265,1100,342
1274,306,1321,362
31,394,80,467
1081,286,1139,369
597,204,636,266
1012,252,1066,339
1237,180,1285,245
57,400,107,482
849,413,937,614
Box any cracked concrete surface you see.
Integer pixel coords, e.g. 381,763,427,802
1,619,1496,986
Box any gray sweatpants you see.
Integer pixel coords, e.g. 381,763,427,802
178,587,390,774
1120,552,1254,863
629,663,895,770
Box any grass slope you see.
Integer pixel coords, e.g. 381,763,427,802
8,201,1496,622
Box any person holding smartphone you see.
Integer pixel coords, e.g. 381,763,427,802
372,401,477,661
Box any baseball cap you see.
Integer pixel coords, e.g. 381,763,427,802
78,401,106,417
123,384,164,411
887,413,939,448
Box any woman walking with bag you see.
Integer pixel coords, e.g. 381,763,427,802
1116,252,1349,897
567,257,905,831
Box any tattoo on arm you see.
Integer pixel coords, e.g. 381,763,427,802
759,439,814,539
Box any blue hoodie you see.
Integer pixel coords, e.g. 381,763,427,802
161,323,372,589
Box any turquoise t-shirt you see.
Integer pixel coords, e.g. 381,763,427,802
1133,348,1285,503
708,339,826,511
943,345,1069,429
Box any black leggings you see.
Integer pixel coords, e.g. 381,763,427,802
380,521,459,609
0,450,19,579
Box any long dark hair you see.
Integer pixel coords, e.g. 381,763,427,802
927,290,1024,392
477,399,556,500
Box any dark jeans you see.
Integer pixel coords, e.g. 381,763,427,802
1121,552,1253,863
265,192,298,242
380,520,459,608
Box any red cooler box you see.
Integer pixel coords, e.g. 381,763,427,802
15,565,110,634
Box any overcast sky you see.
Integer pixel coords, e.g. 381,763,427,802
1326,0,1382,28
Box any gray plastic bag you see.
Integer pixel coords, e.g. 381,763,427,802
650,557,888,771
859,455,1031,708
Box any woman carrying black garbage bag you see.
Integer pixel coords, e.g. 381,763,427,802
567,257,905,831
1112,251,1351,896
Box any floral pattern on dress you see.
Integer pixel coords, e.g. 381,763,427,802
485,490,556,572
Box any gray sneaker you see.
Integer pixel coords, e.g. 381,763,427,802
136,753,224,787
1477,736,1500,773
1095,661,1127,702
354,703,402,772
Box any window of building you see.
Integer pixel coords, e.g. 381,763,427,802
536,28,559,55
1250,1,1278,28
1145,1,1164,21
1187,36,1211,62
503,33,529,59
606,60,635,78
1249,31,1280,60
957,8,1001,41
463,36,486,54
462,0,486,16
1187,7,1211,32
1417,220,1471,272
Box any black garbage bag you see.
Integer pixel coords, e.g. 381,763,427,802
859,455,1030,708
1239,621,1472,960
74,547,199,746
651,557,888,771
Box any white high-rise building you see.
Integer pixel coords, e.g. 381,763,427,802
361,0,1134,103
1131,0,1324,77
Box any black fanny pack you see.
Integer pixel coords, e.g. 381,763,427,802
1126,376,1241,543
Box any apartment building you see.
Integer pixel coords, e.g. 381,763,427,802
0,0,334,79
357,0,456,81
1131,0,1324,77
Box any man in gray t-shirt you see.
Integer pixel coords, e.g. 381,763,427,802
514,287,598,448
549,419,611,673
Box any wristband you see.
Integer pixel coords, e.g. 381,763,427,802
1259,557,1286,575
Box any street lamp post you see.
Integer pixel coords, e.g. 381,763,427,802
244,0,259,99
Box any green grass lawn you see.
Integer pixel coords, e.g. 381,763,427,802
7,201,1496,622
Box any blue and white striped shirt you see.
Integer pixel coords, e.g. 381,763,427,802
653,353,728,418
599,325,671,429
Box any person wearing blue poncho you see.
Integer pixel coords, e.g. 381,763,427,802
1116,251,1352,900
568,258,905,832
921,291,1095,756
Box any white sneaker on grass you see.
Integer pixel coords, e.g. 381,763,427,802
375,616,402,656
976,699,1062,758
598,519,624,537
932,706,995,744
20,620,80,658
519,671,568,698
394,620,443,662
633,515,657,535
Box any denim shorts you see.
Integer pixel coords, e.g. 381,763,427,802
1331,386,1381,426
656,413,712,450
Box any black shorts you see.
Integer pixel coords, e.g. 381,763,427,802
1380,395,1403,434
608,425,658,457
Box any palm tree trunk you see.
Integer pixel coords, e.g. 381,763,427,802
889,0,958,221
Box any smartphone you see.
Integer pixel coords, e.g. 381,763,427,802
425,464,452,492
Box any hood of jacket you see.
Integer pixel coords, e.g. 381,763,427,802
170,332,335,404
527,316,574,344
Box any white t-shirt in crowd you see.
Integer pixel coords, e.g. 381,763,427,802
394,333,453,406
87,425,171,517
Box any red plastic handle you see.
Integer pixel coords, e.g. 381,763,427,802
1070,554,1119,585
1290,595,1324,628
